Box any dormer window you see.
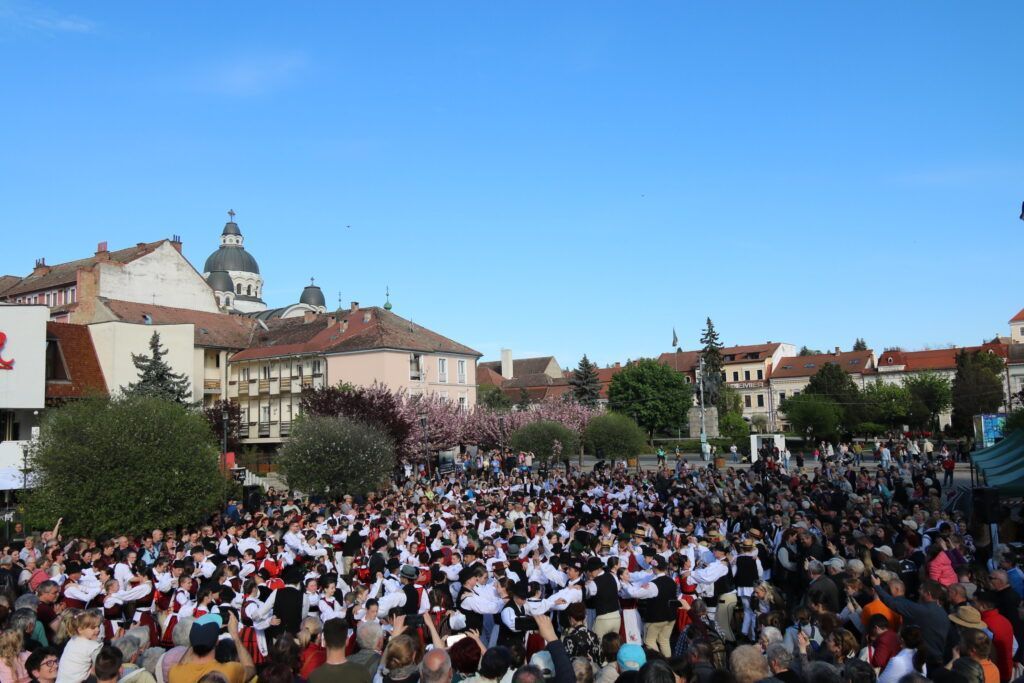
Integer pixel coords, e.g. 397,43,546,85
886,356,893,364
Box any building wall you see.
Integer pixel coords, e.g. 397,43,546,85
1011,324,1024,344
327,350,477,408
88,321,197,397
97,243,219,313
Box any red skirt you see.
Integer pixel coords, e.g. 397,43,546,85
240,626,267,665
137,612,159,648
161,616,178,648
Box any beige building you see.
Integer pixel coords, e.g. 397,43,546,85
719,342,796,422
769,349,877,430
227,302,480,447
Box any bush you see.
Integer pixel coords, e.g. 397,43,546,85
856,421,888,437
27,395,226,537
279,415,396,495
509,420,579,462
584,413,647,460
718,411,750,446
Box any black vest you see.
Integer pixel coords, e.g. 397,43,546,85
272,586,303,635
592,572,619,616
496,599,524,647
458,587,483,632
644,575,678,623
733,555,758,588
402,583,419,616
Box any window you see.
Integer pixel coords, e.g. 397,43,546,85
247,285,252,296
236,284,242,294
261,365,271,380
45,292,50,306
744,370,751,381
744,395,751,408
410,354,423,380
757,369,763,380
260,406,270,423
757,394,764,407
438,358,448,383
779,392,786,403
732,371,739,381
45,340,69,381
240,367,250,381
1020,327,1024,336
458,396,467,412
457,359,467,384
215,354,221,368
311,360,321,375
439,390,448,400
70,287,76,302
684,376,691,383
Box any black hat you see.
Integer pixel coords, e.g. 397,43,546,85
584,556,605,572
511,580,530,599
641,546,656,557
65,561,83,575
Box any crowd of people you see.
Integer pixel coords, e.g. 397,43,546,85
0,448,1021,683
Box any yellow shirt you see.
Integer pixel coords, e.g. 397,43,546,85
168,660,245,683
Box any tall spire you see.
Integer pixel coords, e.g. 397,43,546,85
384,285,392,311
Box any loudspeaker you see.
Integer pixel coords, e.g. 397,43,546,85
973,487,1000,524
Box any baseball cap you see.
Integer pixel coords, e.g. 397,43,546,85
189,614,223,649
617,643,646,672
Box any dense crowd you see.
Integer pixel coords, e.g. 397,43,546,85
0,448,1021,683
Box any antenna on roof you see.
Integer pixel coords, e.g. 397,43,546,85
228,209,236,221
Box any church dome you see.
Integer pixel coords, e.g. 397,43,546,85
222,221,242,236
203,245,260,274
207,270,234,292
299,282,326,308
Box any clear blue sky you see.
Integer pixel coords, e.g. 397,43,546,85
2,2,1022,368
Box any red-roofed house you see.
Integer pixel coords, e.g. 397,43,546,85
1010,308,1024,344
478,351,572,403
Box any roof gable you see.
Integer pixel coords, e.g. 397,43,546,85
45,322,108,399
772,350,875,379
95,298,257,349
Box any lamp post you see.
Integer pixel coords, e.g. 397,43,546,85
419,414,429,479
698,357,708,462
222,406,229,456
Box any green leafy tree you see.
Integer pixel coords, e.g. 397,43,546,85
123,332,192,403
853,338,868,351
751,414,769,434
608,358,693,438
719,411,750,445
584,412,646,460
951,350,1005,435
1004,409,1024,434
569,355,602,407
478,385,513,412
699,318,724,406
509,420,579,463
279,415,396,495
781,393,841,442
862,382,912,428
805,362,864,431
27,395,225,536
902,372,952,429
717,385,743,417
799,346,823,356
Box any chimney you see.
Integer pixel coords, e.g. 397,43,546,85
304,310,316,323
95,241,110,261
350,301,359,312
614,362,621,368
834,346,841,354
32,258,49,276
169,235,182,253
501,349,513,379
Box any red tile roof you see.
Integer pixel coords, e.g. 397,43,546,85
658,350,701,374
1011,308,1024,324
877,343,1006,372
2,240,169,298
0,276,20,297
477,366,506,387
772,350,875,379
97,298,257,349
479,357,557,377
45,322,107,400
230,307,480,362
719,343,781,364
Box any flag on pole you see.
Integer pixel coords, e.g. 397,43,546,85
672,328,678,348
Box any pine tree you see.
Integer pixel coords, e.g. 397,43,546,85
699,317,724,406
124,332,192,404
569,354,602,407
516,388,532,411
853,338,868,351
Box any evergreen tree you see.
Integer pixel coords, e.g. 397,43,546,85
804,362,864,432
516,387,532,411
853,338,868,351
569,354,602,407
123,332,192,404
699,318,724,406
799,346,823,356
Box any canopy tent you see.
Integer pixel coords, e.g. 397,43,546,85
971,430,1024,497
971,430,1024,464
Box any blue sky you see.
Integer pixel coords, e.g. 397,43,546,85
2,2,1022,368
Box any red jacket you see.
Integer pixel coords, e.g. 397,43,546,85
981,608,1014,682
868,630,901,670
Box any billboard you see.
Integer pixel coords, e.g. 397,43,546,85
0,306,47,410
973,413,1006,449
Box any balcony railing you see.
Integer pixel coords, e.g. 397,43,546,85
258,423,271,438
238,383,249,396
280,421,292,436
239,424,250,438
203,379,221,393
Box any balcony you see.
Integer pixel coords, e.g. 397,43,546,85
237,382,249,396
239,424,250,438
203,379,221,394
258,423,270,438
280,421,292,437
258,379,270,393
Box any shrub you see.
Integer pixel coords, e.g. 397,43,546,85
509,420,579,463
279,415,396,495
584,412,647,460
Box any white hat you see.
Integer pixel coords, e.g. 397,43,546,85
876,545,893,556
902,520,918,532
